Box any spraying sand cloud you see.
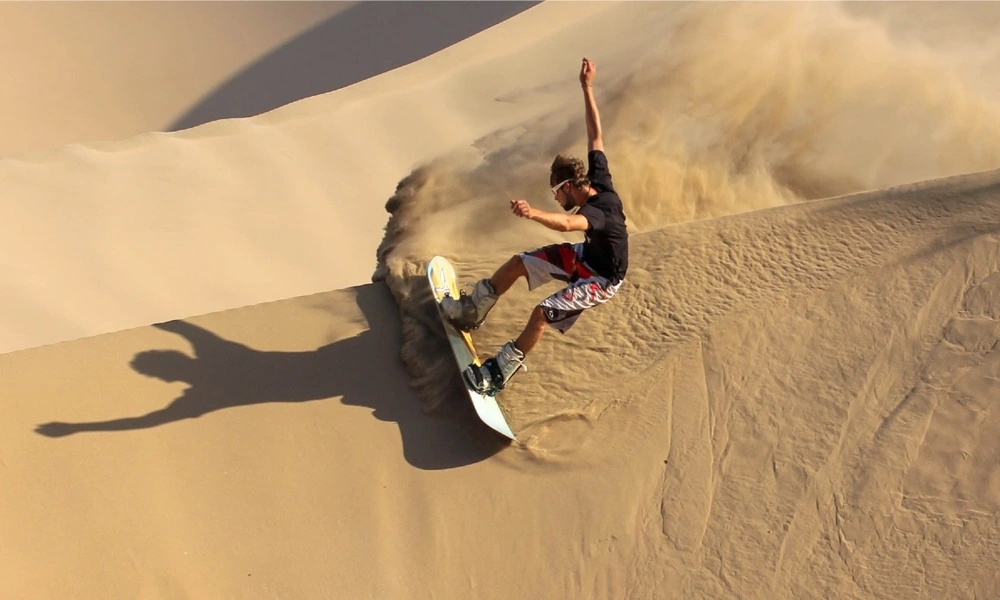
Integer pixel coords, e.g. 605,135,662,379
377,2,1000,262
374,1,1000,420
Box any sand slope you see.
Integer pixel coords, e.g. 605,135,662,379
5,168,1000,598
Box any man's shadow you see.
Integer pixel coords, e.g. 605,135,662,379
35,283,507,469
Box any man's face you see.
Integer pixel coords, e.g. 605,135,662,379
551,179,573,211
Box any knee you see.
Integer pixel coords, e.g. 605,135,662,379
507,254,526,276
529,305,548,327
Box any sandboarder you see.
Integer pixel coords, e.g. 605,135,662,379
441,57,629,394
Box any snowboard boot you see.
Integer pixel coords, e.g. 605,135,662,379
440,278,498,331
464,340,526,394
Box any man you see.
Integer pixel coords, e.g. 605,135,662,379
441,57,629,394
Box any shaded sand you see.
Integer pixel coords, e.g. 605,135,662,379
4,1,1000,598
0,1,536,158
0,1,348,157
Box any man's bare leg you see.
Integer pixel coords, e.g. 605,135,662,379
489,255,528,296
488,256,546,355
514,306,548,356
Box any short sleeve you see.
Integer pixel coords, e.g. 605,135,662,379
578,202,606,232
587,150,615,192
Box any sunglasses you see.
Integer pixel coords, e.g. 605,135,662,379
550,179,571,197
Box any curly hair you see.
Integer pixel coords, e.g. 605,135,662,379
550,154,589,189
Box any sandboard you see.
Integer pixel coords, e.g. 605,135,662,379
426,255,517,441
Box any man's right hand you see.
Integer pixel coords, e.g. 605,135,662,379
580,57,602,151
510,198,534,219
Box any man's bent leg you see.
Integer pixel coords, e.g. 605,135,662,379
489,254,528,296
443,245,566,334
514,306,548,356
465,306,547,393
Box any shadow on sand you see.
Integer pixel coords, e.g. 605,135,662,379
168,1,538,132
35,283,508,470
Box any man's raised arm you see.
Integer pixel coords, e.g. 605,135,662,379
580,57,603,152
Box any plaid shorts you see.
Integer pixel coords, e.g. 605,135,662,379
519,242,623,333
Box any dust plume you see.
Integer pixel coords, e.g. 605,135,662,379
373,2,1000,422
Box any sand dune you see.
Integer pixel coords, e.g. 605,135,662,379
4,1,1000,598
6,169,1000,597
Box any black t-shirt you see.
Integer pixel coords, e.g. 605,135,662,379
577,150,629,283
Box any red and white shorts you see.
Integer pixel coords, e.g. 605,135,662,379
519,242,623,333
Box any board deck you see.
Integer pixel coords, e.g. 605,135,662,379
426,256,516,441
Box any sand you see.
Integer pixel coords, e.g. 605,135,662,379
3,1,1000,598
